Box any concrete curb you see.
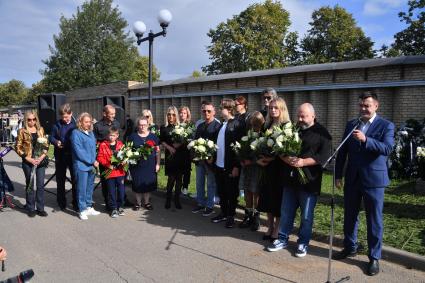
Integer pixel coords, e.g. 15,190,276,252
152,190,425,272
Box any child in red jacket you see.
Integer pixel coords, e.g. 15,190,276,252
97,127,126,218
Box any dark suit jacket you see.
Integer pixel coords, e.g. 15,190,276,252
336,115,395,188
214,118,245,171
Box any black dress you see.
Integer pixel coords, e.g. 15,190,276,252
128,132,159,193
160,124,190,176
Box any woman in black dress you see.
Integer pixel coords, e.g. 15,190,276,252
178,106,193,196
128,117,160,210
160,106,189,209
257,97,291,241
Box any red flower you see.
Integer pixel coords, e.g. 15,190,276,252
146,140,155,147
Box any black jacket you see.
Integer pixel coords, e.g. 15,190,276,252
214,118,245,171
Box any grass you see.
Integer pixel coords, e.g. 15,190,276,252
157,165,425,256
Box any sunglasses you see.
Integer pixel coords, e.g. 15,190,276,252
167,113,176,116
27,118,37,122
144,115,150,118
202,109,212,114
264,96,273,101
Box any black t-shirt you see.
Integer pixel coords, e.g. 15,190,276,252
195,119,221,141
287,122,332,194
93,119,120,142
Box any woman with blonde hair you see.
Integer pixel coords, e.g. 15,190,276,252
71,112,100,220
160,106,186,209
16,110,49,217
142,109,159,136
257,97,291,241
178,106,193,195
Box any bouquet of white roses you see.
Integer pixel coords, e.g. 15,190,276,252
417,146,425,180
27,136,49,192
272,123,308,184
231,129,259,161
187,137,218,162
103,141,140,178
250,125,283,158
171,123,195,144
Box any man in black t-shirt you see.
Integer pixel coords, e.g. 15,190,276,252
267,103,332,258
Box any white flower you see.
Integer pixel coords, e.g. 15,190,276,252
283,128,293,136
241,136,249,142
276,135,284,143
276,140,283,148
267,138,275,147
198,138,206,145
187,140,195,149
399,130,408,136
37,137,47,144
207,140,215,148
265,129,273,137
294,132,300,143
197,145,206,152
250,140,258,150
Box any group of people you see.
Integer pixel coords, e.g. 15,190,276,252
13,87,394,276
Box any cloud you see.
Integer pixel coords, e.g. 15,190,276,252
363,0,404,16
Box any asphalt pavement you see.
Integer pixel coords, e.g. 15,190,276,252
1,150,424,283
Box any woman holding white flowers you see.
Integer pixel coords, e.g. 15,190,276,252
71,113,100,220
257,97,291,241
16,110,49,217
179,106,194,195
160,105,185,209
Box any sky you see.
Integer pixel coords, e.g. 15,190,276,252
0,0,409,88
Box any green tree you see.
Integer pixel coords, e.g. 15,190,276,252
24,80,47,104
202,0,298,74
129,55,160,82
0,80,28,107
301,5,374,64
390,0,425,56
42,0,154,92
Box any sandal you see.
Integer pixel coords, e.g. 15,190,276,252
144,203,154,210
132,205,141,211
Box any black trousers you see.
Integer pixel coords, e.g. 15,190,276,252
99,166,109,206
182,169,191,189
55,153,77,209
215,168,239,217
22,161,45,211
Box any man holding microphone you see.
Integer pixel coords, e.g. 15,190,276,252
334,91,394,276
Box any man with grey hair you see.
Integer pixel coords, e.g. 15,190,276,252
267,103,332,257
260,87,278,118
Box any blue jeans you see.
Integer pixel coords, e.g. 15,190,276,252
22,161,46,212
278,186,318,246
106,176,125,210
195,163,216,209
75,169,95,212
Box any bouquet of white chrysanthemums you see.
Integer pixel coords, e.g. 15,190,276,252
103,141,141,178
171,123,195,144
187,137,218,161
417,146,425,180
231,130,259,160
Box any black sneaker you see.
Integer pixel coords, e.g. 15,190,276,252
202,207,214,217
118,208,125,216
192,205,204,214
27,211,37,218
37,210,48,217
211,214,227,223
225,216,235,228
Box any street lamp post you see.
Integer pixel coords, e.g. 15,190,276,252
133,9,172,111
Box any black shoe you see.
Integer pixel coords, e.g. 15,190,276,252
174,197,182,209
211,214,227,223
225,216,235,228
239,209,252,228
332,248,358,260
28,211,37,218
165,198,171,209
37,210,48,217
367,259,379,276
250,212,260,231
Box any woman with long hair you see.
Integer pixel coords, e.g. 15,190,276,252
142,109,159,136
128,117,160,211
178,106,193,195
257,97,291,241
71,112,100,220
160,106,186,209
15,110,49,217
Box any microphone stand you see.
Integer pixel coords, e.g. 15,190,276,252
322,123,359,283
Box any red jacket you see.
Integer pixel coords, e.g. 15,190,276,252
97,140,126,179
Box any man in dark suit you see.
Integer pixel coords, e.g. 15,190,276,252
334,91,395,276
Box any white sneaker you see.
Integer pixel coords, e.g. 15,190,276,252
182,188,188,195
86,207,100,216
295,244,308,257
79,210,88,220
